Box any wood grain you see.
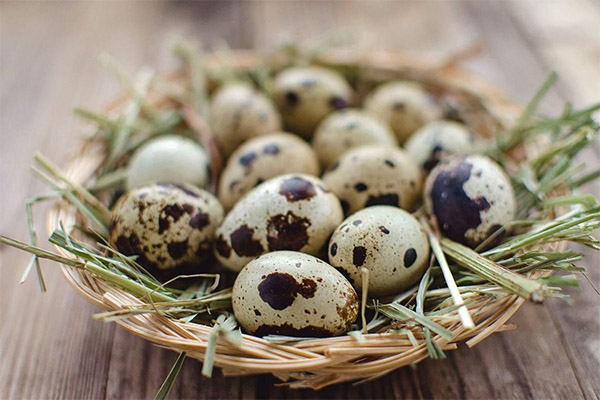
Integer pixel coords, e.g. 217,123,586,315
0,1,598,399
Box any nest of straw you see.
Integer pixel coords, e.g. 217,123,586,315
44,48,579,390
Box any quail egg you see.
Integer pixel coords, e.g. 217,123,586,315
209,82,282,158
328,206,430,297
218,133,320,210
126,135,210,190
109,183,224,282
424,155,516,248
273,67,354,138
214,174,343,272
322,146,422,215
364,81,441,143
312,108,398,168
404,120,474,171
232,251,359,337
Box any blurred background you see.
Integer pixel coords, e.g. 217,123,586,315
1,1,598,399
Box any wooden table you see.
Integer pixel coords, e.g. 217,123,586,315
1,2,598,399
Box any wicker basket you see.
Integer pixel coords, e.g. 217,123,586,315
46,49,564,390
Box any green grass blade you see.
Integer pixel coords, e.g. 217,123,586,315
154,352,187,400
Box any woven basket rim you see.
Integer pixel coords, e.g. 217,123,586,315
46,48,564,390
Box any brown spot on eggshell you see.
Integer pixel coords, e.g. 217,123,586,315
279,176,316,202
285,91,299,106
115,234,157,272
253,323,333,338
393,102,405,111
239,152,257,168
215,235,231,258
188,213,210,230
329,96,348,110
263,143,280,155
353,246,367,267
257,272,317,310
162,203,184,219
337,289,359,322
365,193,400,208
230,224,264,257
266,212,311,251
167,239,189,259
403,248,417,268
330,242,338,257
423,145,444,171
429,160,493,247
354,182,368,192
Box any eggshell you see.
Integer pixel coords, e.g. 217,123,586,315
364,81,441,143
328,206,430,297
273,67,353,138
232,251,359,337
214,174,343,272
424,155,516,248
322,146,422,215
312,108,397,169
404,120,474,171
218,133,320,210
126,135,210,190
209,82,282,158
109,183,224,282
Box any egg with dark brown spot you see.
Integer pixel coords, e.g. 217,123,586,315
209,82,282,158
218,133,320,210
273,67,353,138
404,120,475,171
322,146,422,215
214,174,343,272
328,206,430,297
109,183,224,283
424,155,516,248
232,251,359,337
312,109,397,169
364,81,441,143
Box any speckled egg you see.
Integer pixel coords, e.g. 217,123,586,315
126,135,210,190
322,146,422,215
404,120,474,171
209,82,282,158
214,174,343,272
424,155,516,248
232,251,359,337
328,206,430,297
312,108,398,169
109,183,224,282
273,67,354,138
364,81,441,143
218,133,320,210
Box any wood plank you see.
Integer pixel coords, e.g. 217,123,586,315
1,1,598,399
461,2,599,400
0,3,121,399
506,2,600,399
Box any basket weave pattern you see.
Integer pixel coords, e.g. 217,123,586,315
47,51,562,389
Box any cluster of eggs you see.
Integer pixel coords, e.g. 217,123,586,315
108,66,516,338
